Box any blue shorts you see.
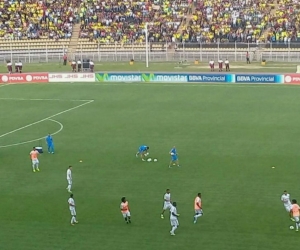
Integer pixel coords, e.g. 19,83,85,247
171,155,178,161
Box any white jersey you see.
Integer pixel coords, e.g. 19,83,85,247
164,193,171,203
90,61,94,66
209,60,214,65
68,197,75,210
170,205,178,220
225,60,229,64
218,60,223,64
67,169,72,180
77,60,81,65
281,194,291,206
71,61,76,65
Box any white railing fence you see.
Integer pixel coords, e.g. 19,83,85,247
1,42,300,63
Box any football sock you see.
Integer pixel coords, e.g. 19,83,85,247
171,226,177,233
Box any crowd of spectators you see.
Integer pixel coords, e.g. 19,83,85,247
78,0,189,43
3,0,300,45
265,0,300,43
0,0,78,40
178,0,272,44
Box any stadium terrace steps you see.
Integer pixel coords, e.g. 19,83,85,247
69,24,82,50
261,1,278,44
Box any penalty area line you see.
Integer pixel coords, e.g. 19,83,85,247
0,99,94,139
0,119,63,148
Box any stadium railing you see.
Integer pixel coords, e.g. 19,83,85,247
2,42,300,63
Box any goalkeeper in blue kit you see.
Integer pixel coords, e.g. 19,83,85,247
46,133,54,154
136,145,149,161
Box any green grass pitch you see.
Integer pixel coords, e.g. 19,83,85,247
1,63,300,249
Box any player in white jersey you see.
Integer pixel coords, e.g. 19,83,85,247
66,166,72,193
68,194,78,225
161,189,171,219
281,190,294,221
170,202,180,236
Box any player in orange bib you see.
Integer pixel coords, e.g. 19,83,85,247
193,193,203,224
30,147,40,172
290,199,300,231
120,197,131,224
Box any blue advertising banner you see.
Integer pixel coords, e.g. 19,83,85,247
141,73,188,82
94,72,284,84
235,74,282,83
187,74,234,83
96,73,142,82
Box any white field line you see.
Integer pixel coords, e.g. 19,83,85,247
0,83,10,88
0,97,93,102
0,119,63,148
25,82,300,89
0,99,94,139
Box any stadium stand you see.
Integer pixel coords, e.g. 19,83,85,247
76,0,190,52
0,0,76,51
263,0,300,50
175,0,273,51
1,0,300,53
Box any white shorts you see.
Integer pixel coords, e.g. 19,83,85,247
294,216,299,222
67,179,72,185
70,209,76,216
122,211,131,218
284,204,292,212
170,218,179,227
32,159,39,165
163,202,172,210
195,209,203,215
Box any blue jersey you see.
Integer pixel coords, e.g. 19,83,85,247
46,135,53,145
170,148,178,161
139,145,148,152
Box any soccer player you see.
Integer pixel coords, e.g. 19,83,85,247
224,59,230,71
209,60,214,71
246,51,250,64
169,146,180,168
193,193,203,223
30,147,40,172
136,145,149,161
46,133,54,154
218,59,223,72
290,199,300,231
281,190,294,221
161,189,171,219
66,166,72,193
68,194,78,226
71,60,76,72
120,197,131,224
170,202,180,236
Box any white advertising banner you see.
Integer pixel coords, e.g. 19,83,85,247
49,73,95,82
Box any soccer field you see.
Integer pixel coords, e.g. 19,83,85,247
1,82,300,250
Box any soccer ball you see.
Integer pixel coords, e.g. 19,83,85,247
147,158,152,162
290,225,294,230
154,159,158,162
